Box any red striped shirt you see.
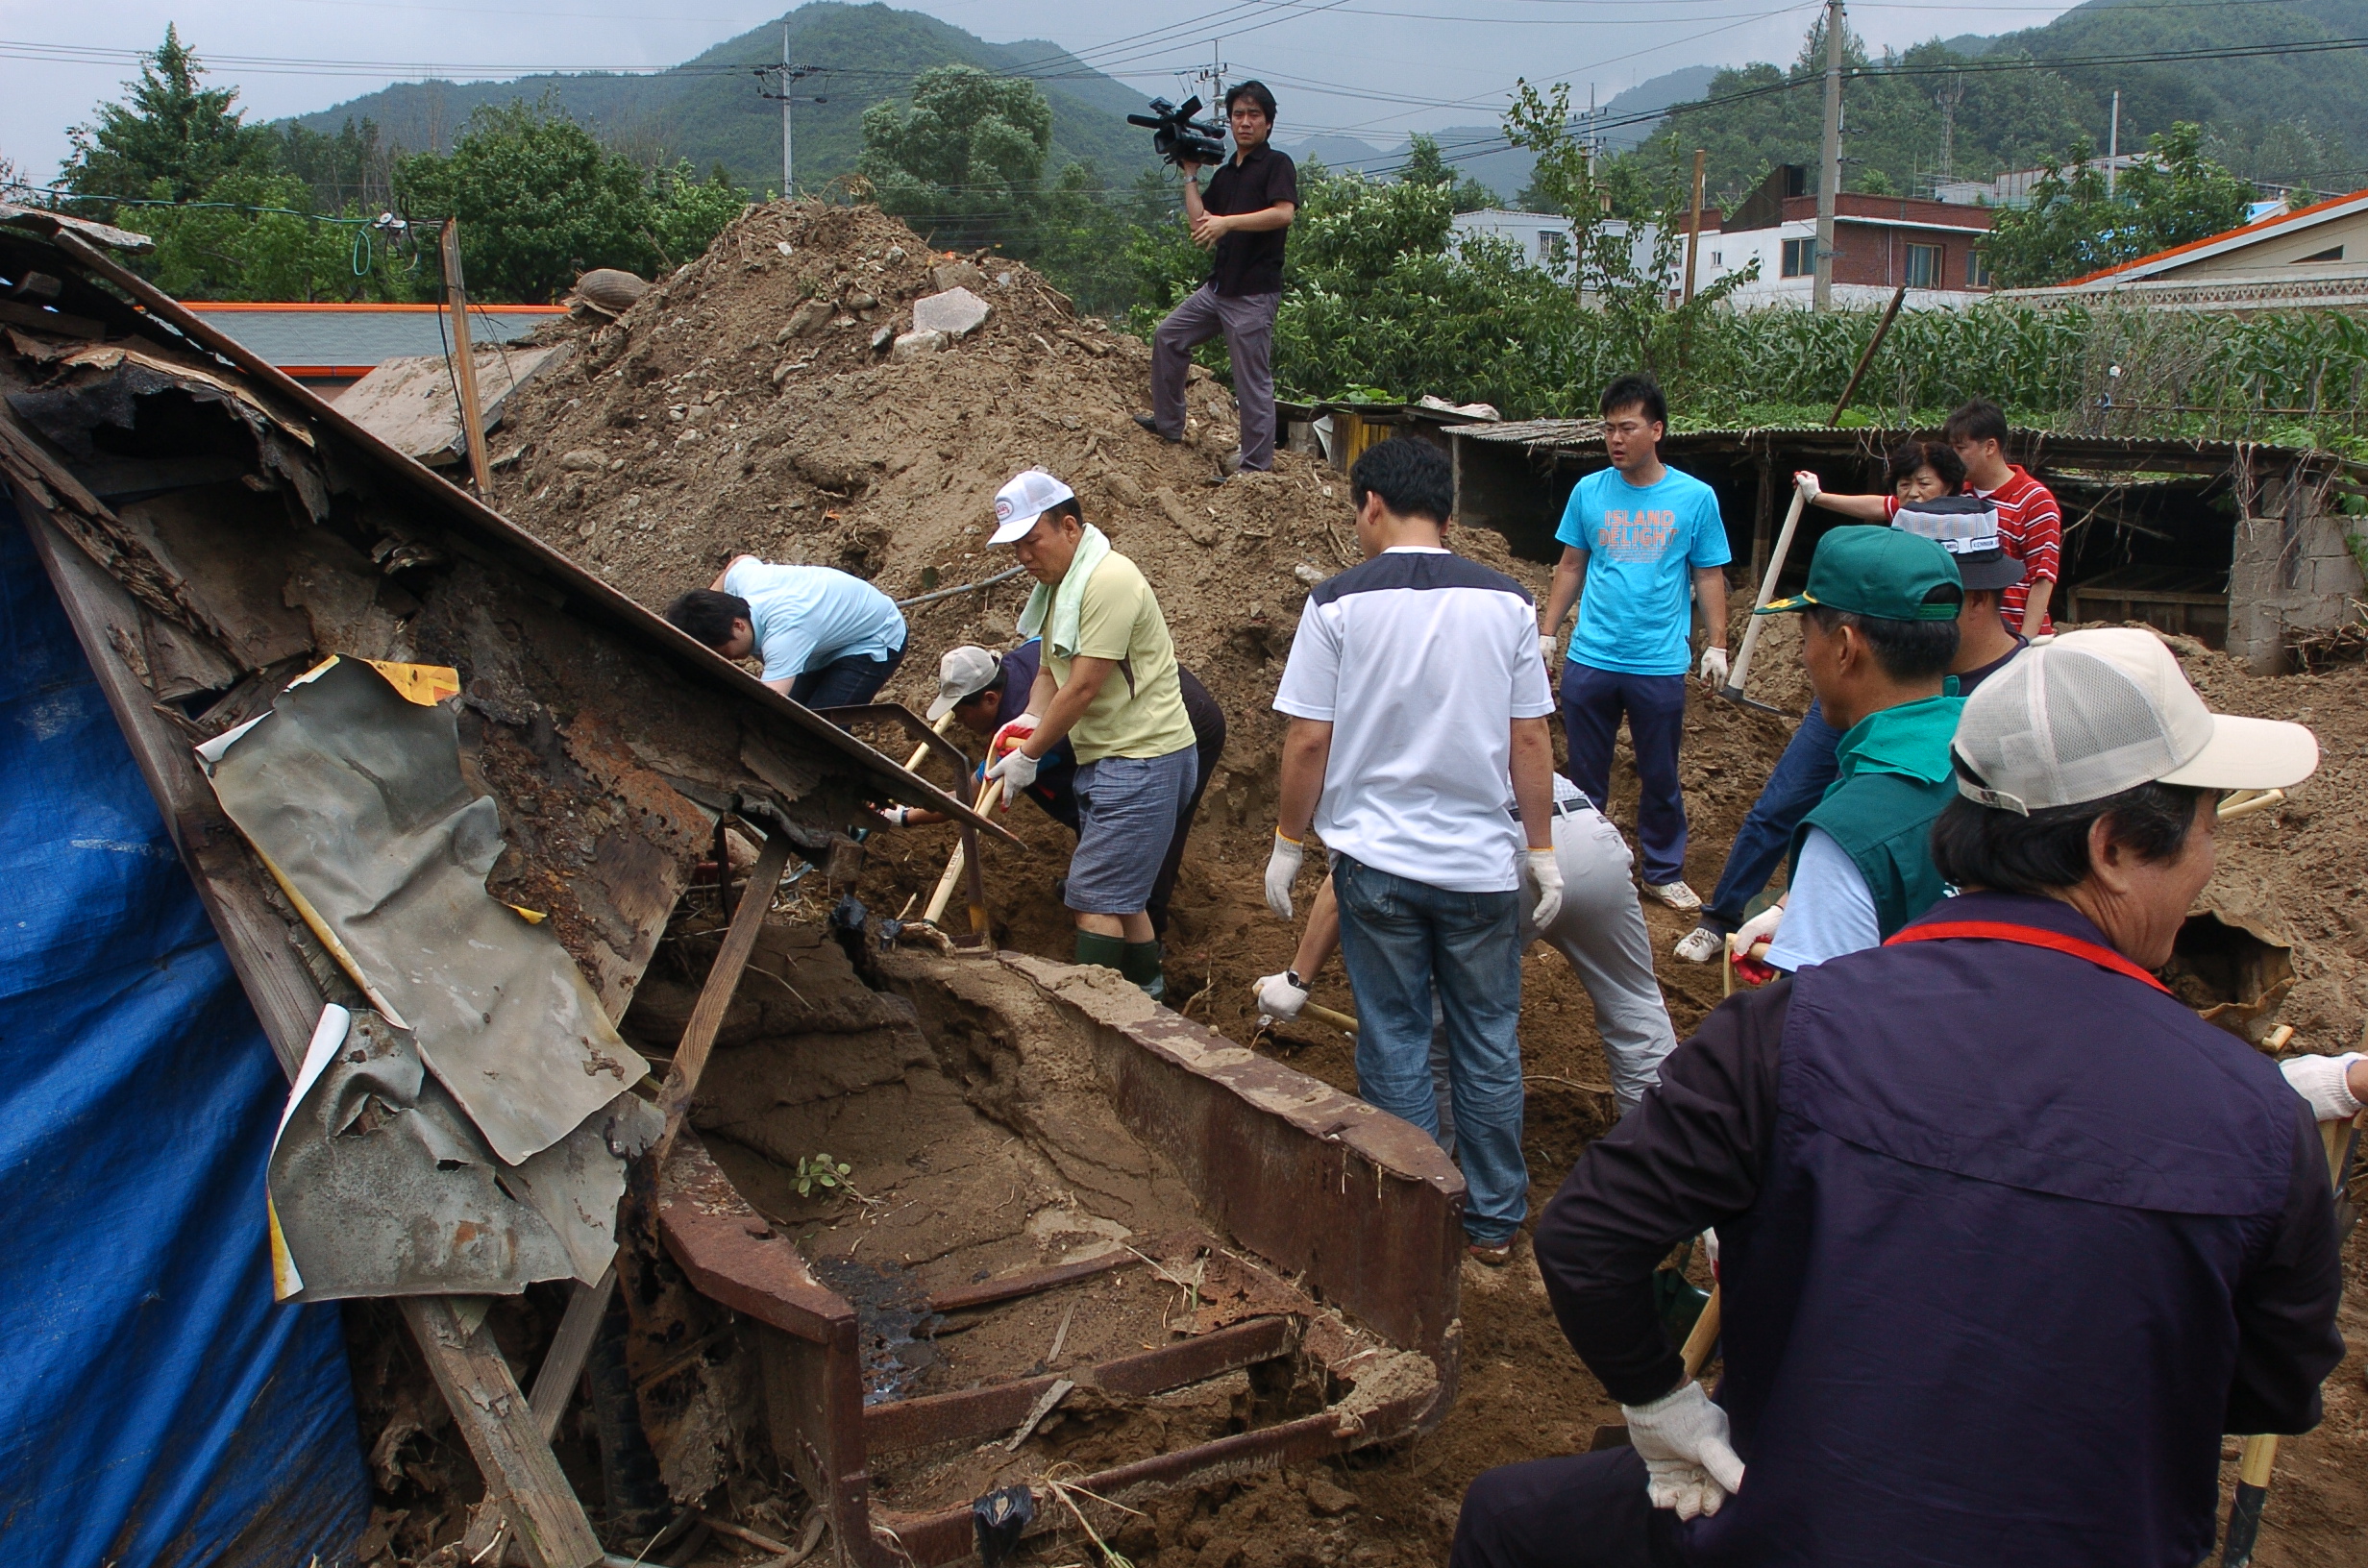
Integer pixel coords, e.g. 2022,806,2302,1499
1975,465,2060,633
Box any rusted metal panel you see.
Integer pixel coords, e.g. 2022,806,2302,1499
862,1316,1296,1456
999,955,1468,1361
924,1250,1140,1314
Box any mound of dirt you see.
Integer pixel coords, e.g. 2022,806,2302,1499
457,200,2368,1568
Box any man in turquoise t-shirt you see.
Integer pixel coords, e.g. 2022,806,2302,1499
1538,374,1731,910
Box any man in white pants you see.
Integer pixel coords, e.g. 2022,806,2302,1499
1258,772,1678,1116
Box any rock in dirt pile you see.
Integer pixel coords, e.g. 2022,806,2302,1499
475,198,2368,1568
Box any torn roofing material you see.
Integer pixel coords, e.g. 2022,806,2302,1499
268,1005,657,1300
17,223,1015,845
207,655,648,1165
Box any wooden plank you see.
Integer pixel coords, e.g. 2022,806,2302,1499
404,1297,604,1568
12,490,606,1567
439,220,494,492
654,828,796,1164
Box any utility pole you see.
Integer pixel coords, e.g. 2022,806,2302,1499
757,32,826,198
1683,147,1707,304
438,219,491,493
1195,40,1228,110
2107,87,2121,197
1814,0,1844,310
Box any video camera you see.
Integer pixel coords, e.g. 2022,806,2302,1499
1128,96,1227,168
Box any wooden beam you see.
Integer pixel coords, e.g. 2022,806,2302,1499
655,828,795,1163
439,220,494,493
404,1297,605,1568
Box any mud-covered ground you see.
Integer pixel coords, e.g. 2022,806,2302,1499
357,198,2368,1567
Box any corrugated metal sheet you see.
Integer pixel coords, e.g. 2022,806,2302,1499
184,305,559,369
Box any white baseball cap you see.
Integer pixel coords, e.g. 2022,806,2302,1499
926,645,1001,720
989,469,1075,546
1953,626,2317,814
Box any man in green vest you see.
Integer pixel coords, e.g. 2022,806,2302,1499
1741,527,1964,971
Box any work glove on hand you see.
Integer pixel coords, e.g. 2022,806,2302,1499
1735,901,1783,954
1525,847,1565,931
986,747,1041,794
879,805,915,827
1698,647,1730,688
1539,632,1559,664
1254,969,1310,1021
1624,1380,1746,1520
2280,1051,2366,1121
1793,471,1820,502
1264,831,1305,921
988,715,1039,760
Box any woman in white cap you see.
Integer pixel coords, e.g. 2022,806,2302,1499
1457,627,2336,1568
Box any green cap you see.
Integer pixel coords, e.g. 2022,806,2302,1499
1756,526,1963,621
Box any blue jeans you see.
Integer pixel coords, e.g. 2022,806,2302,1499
1700,699,1842,934
1331,854,1527,1246
1560,663,1690,886
791,642,905,711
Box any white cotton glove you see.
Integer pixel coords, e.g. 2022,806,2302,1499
1735,902,1783,954
988,714,1038,755
1793,470,1820,502
2280,1052,2366,1122
1525,847,1564,931
1265,831,1305,921
986,746,1040,793
1624,1381,1746,1520
879,805,915,827
1698,646,1730,687
1540,631,1559,663
1255,969,1310,1021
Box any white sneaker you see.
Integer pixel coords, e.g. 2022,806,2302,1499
1672,924,1723,964
1641,878,1703,912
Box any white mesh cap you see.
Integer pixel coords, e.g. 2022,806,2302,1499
1952,627,2318,813
990,468,1075,544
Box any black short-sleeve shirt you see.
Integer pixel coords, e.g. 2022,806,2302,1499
1201,144,1297,297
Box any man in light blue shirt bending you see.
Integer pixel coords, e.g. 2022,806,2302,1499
664,556,908,709
1537,374,1731,912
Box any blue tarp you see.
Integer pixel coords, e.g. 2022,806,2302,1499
0,500,368,1566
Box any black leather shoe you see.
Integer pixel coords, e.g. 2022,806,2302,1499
1133,413,1182,443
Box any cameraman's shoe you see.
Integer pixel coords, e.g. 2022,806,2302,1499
1133,413,1182,444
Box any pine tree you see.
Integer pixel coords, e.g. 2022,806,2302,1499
58,26,273,212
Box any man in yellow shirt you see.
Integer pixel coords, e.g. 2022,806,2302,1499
985,470,1200,997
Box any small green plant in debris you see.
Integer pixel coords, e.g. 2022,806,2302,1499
795,1154,853,1198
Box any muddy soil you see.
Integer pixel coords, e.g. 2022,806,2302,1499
356,198,2368,1567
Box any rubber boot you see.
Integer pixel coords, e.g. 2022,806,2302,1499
1074,931,1127,972
1121,940,1165,1002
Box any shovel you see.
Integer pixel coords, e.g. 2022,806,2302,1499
1717,478,1812,719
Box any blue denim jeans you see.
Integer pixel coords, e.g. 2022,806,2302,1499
1699,699,1842,934
1331,853,1527,1246
790,642,906,711
1559,663,1690,886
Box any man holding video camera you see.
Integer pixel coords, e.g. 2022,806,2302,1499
1138,81,1296,475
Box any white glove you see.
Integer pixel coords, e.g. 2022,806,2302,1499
2280,1052,2365,1121
1698,646,1729,687
879,805,915,827
1524,846,1564,931
1539,631,1558,663
1624,1380,1745,1520
988,714,1038,755
986,747,1040,793
1793,470,1819,502
1264,832,1305,921
1255,969,1310,1021
1735,902,1783,954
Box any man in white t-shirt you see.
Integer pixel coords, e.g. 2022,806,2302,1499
664,556,908,709
1267,437,1561,1265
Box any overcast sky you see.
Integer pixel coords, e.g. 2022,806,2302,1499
0,0,2090,183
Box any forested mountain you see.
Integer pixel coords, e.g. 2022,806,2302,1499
288,1,1159,194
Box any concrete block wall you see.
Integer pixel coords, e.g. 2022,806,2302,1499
2230,509,2368,673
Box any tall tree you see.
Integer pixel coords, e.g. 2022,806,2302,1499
58,26,273,212
1983,122,2256,287
858,64,1052,252
396,101,660,301
1399,134,1499,213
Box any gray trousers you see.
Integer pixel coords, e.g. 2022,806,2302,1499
1151,282,1279,471
1429,799,1679,1145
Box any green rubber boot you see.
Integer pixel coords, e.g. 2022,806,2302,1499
1121,940,1166,1002
1074,931,1128,972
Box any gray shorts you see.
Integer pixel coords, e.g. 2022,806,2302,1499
1064,747,1200,916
